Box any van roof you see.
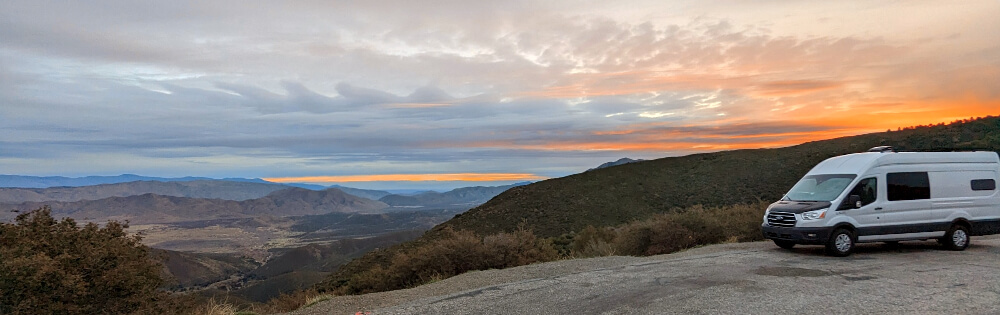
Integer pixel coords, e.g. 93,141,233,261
807,151,1000,175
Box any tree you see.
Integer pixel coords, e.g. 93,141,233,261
0,207,164,314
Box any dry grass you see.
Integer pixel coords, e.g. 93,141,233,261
191,298,240,315
302,294,334,309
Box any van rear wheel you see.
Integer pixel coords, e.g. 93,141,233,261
941,224,970,251
825,228,855,257
773,240,795,249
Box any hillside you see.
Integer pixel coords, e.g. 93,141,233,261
151,229,424,301
439,116,1000,238
0,180,293,203
378,183,528,209
1,188,388,224
319,116,1000,294
234,230,424,302
154,249,260,290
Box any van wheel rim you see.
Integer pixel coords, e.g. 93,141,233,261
953,229,968,247
835,234,852,252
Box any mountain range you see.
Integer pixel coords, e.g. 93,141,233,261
0,180,530,218
0,180,292,203
0,174,272,189
1,188,388,224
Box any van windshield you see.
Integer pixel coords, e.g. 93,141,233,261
783,174,858,202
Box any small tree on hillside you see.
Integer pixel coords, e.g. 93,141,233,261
0,206,164,314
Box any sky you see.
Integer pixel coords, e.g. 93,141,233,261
1,1,999,190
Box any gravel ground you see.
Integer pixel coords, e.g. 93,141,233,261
289,235,1000,315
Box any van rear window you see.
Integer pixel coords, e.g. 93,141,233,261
972,179,997,191
888,172,931,201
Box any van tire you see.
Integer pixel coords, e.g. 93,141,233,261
825,228,855,257
941,224,970,251
773,240,796,249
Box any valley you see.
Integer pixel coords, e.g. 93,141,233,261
0,178,519,303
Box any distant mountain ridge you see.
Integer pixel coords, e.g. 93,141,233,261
328,185,393,200
0,175,477,205
587,158,644,171
1,187,388,224
0,174,273,188
0,180,293,203
0,179,528,224
378,183,530,209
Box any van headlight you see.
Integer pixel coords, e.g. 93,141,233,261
800,209,827,221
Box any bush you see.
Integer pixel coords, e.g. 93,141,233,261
0,207,166,314
483,227,559,267
335,227,558,295
317,202,767,299
571,202,768,258
569,225,616,256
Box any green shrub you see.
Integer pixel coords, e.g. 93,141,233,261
611,217,693,256
483,228,559,267
571,202,768,258
637,217,697,256
570,225,616,256
0,207,166,314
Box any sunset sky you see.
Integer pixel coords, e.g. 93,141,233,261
2,1,998,189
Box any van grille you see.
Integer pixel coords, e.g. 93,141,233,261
767,211,797,227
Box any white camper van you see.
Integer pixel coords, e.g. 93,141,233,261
761,147,1000,256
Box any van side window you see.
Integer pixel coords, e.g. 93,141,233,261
887,172,931,201
972,179,997,191
840,177,877,209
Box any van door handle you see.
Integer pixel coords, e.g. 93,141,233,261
874,207,883,211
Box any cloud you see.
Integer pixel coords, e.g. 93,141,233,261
1,0,999,187
752,80,845,97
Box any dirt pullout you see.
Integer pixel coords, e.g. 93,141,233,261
291,236,1000,315
286,241,764,315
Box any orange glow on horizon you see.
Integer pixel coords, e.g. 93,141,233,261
454,106,999,153
264,173,547,183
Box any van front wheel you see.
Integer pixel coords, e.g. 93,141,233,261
825,229,855,257
942,224,970,251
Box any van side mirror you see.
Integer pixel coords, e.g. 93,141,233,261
847,195,862,208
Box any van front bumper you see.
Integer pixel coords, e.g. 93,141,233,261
761,224,834,245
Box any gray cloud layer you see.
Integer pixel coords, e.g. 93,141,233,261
1,1,997,187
